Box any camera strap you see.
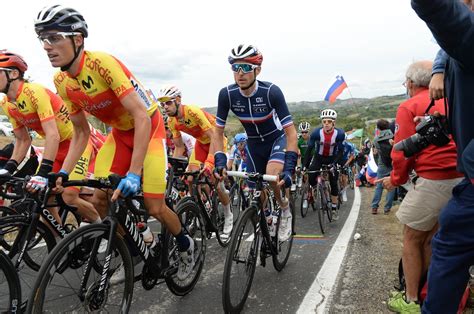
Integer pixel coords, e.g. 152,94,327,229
424,99,436,114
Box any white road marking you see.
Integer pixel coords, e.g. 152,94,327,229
297,187,361,313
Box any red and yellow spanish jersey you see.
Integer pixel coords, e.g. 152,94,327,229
0,81,72,141
54,51,158,131
168,104,216,144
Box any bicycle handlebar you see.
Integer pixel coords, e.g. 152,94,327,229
227,171,278,182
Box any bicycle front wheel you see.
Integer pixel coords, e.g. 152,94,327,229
222,206,260,313
165,199,206,296
316,186,328,234
27,224,133,313
0,250,21,313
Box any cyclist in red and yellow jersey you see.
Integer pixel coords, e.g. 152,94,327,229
0,50,101,224
157,85,233,234
34,5,195,280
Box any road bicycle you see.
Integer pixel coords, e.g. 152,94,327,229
27,174,206,313
222,170,295,313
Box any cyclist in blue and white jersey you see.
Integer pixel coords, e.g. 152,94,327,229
212,44,298,242
338,140,356,202
303,109,345,219
227,133,249,171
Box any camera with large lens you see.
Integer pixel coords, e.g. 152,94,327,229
394,114,450,157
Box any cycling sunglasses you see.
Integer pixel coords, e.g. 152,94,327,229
231,63,259,74
38,32,81,46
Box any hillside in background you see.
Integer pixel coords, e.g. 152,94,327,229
204,94,406,138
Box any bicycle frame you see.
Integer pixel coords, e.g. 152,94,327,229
227,172,281,260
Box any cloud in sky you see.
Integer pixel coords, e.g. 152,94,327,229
1,0,439,107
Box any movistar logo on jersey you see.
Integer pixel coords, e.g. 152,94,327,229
81,76,95,90
18,101,26,110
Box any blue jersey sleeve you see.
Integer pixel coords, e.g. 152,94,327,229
216,87,230,129
412,0,474,70
269,85,293,129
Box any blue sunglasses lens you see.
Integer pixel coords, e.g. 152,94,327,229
231,64,254,73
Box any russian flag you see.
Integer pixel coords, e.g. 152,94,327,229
324,75,348,103
365,148,378,185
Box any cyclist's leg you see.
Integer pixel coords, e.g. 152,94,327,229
266,134,293,241
143,123,195,280
328,164,339,215
61,140,101,223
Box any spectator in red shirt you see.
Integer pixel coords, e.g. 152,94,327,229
378,60,463,312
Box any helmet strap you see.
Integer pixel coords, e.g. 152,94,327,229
240,68,258,91
1,71,17,94
61,38,83,72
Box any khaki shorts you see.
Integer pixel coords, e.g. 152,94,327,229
396,176,463,231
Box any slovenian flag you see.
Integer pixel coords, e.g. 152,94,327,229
324,75,348,103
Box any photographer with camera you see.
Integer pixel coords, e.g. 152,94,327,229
378,60,463,312
412,0,474,312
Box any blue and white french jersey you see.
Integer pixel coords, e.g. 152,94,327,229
216,81,293,142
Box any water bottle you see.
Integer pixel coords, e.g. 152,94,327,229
264,208,274,235
137,222,156,249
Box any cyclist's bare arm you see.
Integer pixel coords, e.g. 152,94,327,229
61,111,90,174
10,127,32,163
40,118,61,161
121,91,151,175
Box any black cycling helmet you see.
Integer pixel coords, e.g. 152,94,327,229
34,5,88,37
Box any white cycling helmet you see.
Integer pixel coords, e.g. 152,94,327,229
320,109,337,120
157,85,181,101
228,44,263,65
298,121,311,132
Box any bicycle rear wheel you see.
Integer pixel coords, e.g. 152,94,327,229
165,200,206,296
222,206,259,313
272,196,295,271
27,224,133,313
0,250,21,313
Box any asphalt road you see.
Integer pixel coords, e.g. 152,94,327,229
130,188,356,313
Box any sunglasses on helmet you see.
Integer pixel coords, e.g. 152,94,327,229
37,32,81,46
231,63,258,74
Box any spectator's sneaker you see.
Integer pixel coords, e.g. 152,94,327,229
372,207,378,214
278,212,292,242
387,295,420,313
342,189,348,202
110,263,125,285
384,209,391,215
177,236,195,281
223,212,233,234
389,290,404,299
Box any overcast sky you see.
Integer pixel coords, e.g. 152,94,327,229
2,0,438,107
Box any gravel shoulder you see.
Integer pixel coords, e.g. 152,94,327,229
328,186,404,313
